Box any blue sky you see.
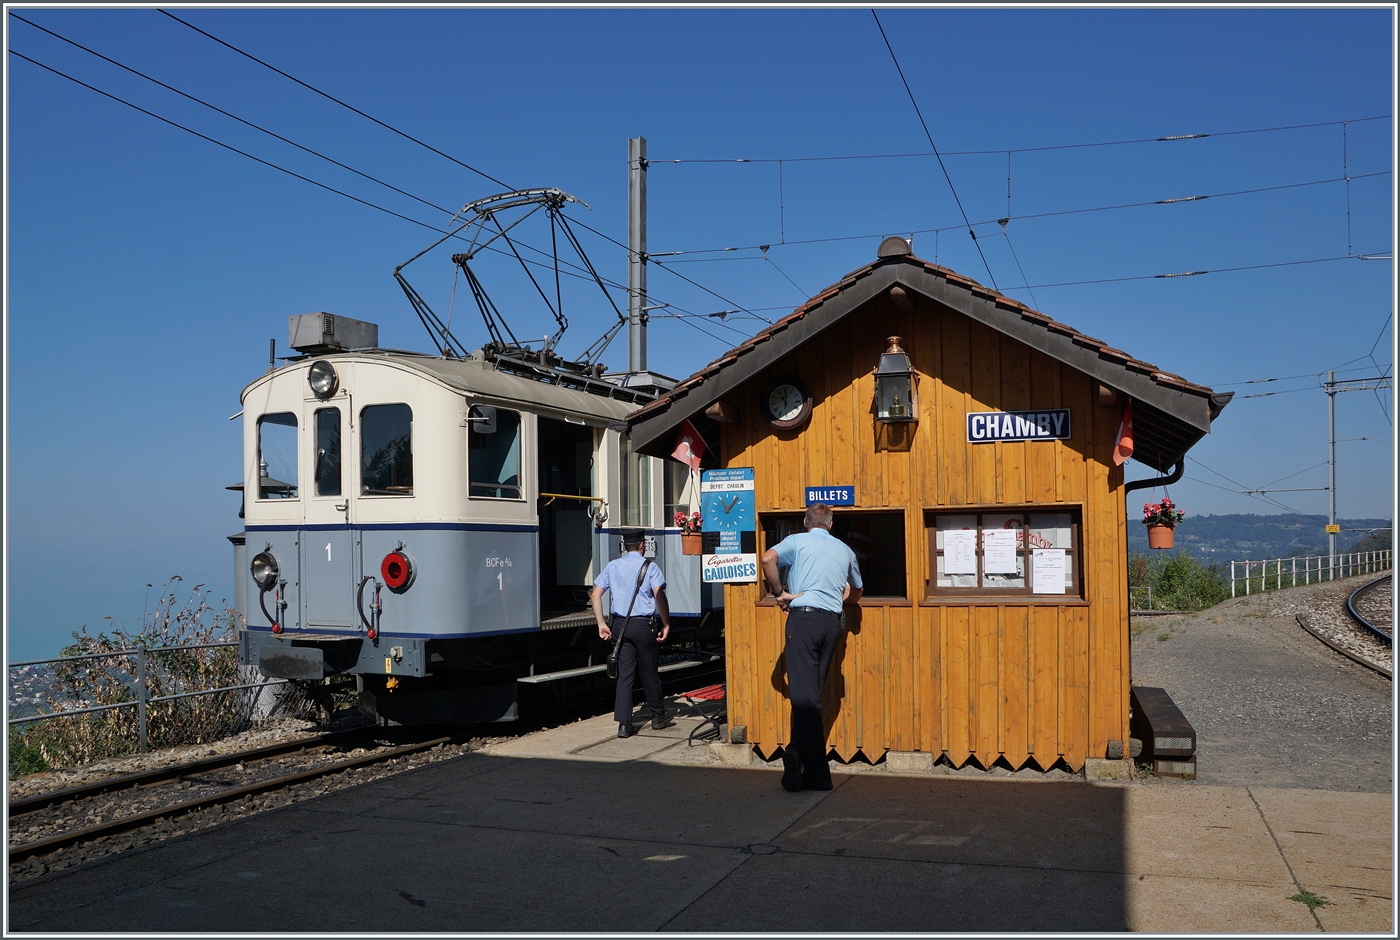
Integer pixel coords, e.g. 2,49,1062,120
5,6,1394,661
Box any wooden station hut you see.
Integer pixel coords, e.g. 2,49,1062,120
627,238,1231,772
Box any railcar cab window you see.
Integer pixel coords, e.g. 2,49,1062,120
760,510,907,601
926,509,1080,598
314,408,341,497
257,412,298,499
469,406,522,499
360,403,413,496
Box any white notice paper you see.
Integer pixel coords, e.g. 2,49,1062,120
944,529,977,575
982,529,1019,574
1032,549,1066,594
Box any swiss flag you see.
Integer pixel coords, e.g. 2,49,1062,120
1113,400,1134,466
672,420,706,472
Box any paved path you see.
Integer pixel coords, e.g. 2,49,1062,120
7,713,1391,933
1131,576,1392,792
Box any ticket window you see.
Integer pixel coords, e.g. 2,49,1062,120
760,510,907,601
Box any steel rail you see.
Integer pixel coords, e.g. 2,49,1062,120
1346,574,1393,643
8,735,453,863
1296,615,1391,679
8,729,357,817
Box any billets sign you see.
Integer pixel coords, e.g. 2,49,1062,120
700,468,757,583
805,486,854,506
967,409,1071,443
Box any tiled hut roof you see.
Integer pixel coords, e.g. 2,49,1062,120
626,251,1231,473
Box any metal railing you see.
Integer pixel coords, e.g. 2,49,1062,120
8,641,288,752
1229,550,1392,598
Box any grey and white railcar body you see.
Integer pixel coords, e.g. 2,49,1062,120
235,317,721,723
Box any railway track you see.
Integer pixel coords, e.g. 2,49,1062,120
1346,573,1393,643
8,726,470,866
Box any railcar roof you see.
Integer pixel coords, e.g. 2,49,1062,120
248,351,639,424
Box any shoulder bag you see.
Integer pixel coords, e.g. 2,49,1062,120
607,559,651,681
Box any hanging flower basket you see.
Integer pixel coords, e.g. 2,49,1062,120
1142,498,1185,550
1146,525,1175,550
676,511,703,555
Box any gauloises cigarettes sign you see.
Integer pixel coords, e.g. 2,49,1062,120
967,409,1071,443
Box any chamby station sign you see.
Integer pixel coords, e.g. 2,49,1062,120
967,409,1071,443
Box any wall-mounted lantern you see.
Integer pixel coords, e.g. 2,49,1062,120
874,336,917,423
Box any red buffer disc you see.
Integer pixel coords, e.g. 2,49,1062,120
381,551,412,589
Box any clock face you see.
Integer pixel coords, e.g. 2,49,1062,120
706,494,747,531
768,384,806,422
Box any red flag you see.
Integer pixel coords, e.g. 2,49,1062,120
672,420,706,472
1113,400,1134,466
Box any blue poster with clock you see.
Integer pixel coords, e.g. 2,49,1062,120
700,468,758,583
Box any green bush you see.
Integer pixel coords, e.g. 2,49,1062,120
1129,550,1229,612
7,577,254,773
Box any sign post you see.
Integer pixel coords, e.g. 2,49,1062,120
700,468,757,583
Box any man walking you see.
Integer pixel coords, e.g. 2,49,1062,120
761,504,863,791
592,529,675,738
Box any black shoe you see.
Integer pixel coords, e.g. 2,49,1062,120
781,748,803,792
651,716,676,730
618,722,637,738
800,778,833,791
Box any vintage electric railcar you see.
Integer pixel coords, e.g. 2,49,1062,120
232,313,722,723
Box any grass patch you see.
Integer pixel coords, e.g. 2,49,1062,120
1288,889,1332,910
1156,632,1170,641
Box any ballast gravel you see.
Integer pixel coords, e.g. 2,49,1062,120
1266,575,1392,673
8,720,505,885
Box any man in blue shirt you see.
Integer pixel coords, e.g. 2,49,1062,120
762,504,863,791
592,529,674,738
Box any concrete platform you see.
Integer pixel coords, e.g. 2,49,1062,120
6,712,1391,933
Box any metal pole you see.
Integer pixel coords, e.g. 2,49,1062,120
627,136,648,373
135,644,148,753
1230,560,1235,598
1328,369,1337,581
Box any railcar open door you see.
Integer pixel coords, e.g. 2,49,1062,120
537,417,597,618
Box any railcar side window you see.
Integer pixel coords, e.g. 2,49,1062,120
361,404,413,496
619,433,651,526
926,509,1081,598
314,408,341,497
257,412,298,499
469,407,522,499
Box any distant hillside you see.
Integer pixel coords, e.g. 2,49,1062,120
1127,514,1392,561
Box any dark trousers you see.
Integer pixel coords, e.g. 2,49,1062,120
785,607,841,785
613,616,663,723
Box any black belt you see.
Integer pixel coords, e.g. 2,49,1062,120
789,606,841,619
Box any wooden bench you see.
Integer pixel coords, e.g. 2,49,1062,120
1130,686,1197,779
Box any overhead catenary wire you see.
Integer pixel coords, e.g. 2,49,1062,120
7,47,756,362
652,172,1391,259
651,114,1392,163
871,8,999,290
157,9,513,191
9,12,460,221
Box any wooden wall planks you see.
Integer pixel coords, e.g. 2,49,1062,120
720,292,1130,772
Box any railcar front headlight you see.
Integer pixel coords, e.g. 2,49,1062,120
251,551,280,589
308,360,338,399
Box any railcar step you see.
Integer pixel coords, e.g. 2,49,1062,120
518,654,721,685
1130,686,1197,759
